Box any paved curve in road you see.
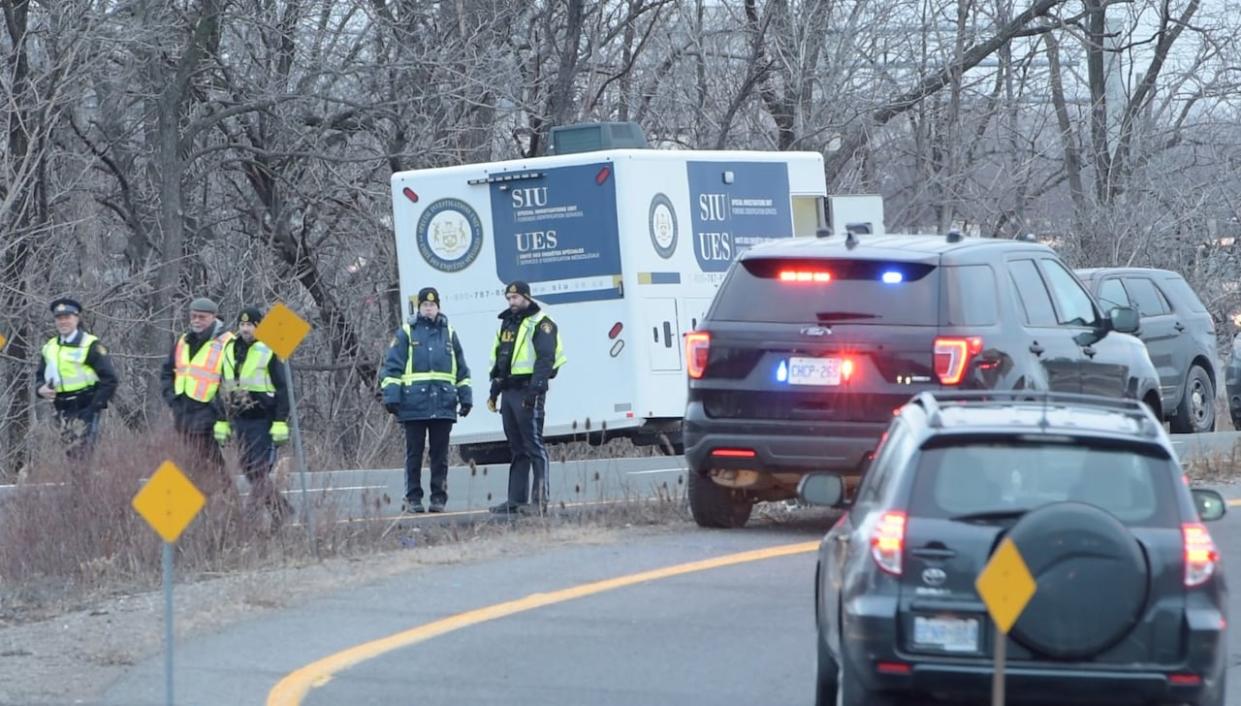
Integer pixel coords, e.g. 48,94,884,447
100,488,1241,705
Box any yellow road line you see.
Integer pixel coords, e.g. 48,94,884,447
267,540,819,705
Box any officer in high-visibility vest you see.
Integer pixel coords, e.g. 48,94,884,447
160,297,235,474
215,307,293,519
35,298,119,458
487,281,565,515
381,287,472,513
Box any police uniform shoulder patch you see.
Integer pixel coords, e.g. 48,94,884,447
540,320,555,335
95,343,108,355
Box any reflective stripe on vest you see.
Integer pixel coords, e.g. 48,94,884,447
499,312,566,376
222,340,275,393
397,323,459,385
174,331,235,402
43,334,100,393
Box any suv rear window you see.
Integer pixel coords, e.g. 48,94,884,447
711,258,939,325
909,440,1177,526
1159,275,1209,314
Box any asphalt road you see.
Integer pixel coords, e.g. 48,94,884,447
99,486,1241,706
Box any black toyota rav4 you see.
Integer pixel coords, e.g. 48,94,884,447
682,233,1163,528
801,391,1228,706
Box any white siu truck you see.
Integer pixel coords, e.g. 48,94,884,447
389,123,882,463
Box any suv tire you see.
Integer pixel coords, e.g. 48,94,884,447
1172,365,1215,434
687,470,753,528
813,632,838,706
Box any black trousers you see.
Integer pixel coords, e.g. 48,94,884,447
53,405,99,460
179,428,228,492
234,417,274,482
234,417,291,517
501,389,548,507
403,419,453,505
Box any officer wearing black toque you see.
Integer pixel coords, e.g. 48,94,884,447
380,287,472,513
36,298,119,458
487,281,565,515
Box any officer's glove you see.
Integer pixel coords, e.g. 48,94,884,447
486,397,497,413
459,404,472,418
213,420,231,444
385,402,399,415
271,421,290,445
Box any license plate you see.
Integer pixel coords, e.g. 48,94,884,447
787,356,841,386
913,616,979,653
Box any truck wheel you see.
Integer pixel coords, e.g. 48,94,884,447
688,470,753,528
1171,365,1215,433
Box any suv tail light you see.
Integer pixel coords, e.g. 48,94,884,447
1183,522,1220,587
686,332,710,379
870,511,906,575
934,336,983,385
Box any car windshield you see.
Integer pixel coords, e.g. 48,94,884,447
910,440,1178,526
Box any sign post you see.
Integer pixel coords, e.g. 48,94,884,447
131,461,206,706
974,537,1037,706
253,302,313,546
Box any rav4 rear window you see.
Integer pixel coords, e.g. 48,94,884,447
710,258,939,325
909,441,1177,527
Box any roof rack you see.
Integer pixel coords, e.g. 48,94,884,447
911,390,1159,435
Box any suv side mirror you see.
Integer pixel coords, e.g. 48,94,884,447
1191,488,1227,522
1108,306,1140,334
797,473,846,507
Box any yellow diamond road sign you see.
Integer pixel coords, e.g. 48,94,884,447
255,301,311,361
0,332,6,350
132,461,206,543
975,537,1037,635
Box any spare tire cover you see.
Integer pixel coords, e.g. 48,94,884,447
1004,502,1148,660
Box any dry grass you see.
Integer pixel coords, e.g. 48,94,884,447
0,424,689,627
1183,437,1241,483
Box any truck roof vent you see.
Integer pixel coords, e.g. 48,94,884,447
946,227,964,243
549,121,649,155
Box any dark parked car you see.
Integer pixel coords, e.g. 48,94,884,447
1227,334,1241,429
682,233,1162,528
1077,267,1219,433
801,391,1228,706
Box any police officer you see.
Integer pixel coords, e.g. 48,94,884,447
381,287,472,513
487,281,565,515
160,297,235,477
35,298,119,457
215,307,293,519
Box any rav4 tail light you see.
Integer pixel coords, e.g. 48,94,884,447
870,511,907,575
934,336,983,385
686,332,710,379
1182,522,1220,588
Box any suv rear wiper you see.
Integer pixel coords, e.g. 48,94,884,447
815,311,879,322
949,508,1029,523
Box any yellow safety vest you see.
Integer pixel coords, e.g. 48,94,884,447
222,340,276,393
174,331,236,402
491,311,566,376
42,333,100,393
